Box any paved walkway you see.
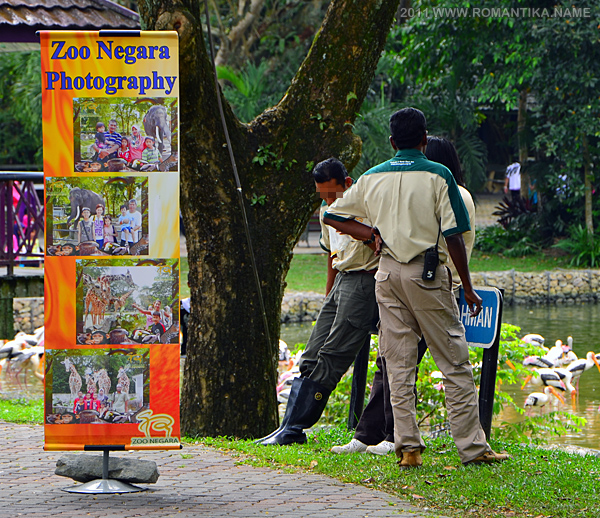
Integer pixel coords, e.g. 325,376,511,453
1,422,445,518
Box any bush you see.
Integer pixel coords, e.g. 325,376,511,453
474,224,539,257
553,224,600,267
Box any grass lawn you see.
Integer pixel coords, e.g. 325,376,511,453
197,427,600,518
0,397,43,424
281,249,575,294
469,249,571,272
5,399,597,517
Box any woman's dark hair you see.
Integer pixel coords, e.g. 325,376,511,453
312,157,348,187
425,136,466,187
389,107,427,150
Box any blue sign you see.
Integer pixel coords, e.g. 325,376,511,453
458,287,502,349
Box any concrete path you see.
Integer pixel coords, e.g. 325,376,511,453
1,421,445,518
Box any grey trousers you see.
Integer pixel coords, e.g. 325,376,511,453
299,270,378,392
375,254,490,464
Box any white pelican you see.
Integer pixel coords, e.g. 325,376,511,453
525,386,566,414
565,351,600,393
521,334,546,348
521,368,567,392
523,340,576,369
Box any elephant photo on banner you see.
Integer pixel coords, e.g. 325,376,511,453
66,187,105,229
143,105,172,156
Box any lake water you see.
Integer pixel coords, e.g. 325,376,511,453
281,303,600,450
3,304,599,449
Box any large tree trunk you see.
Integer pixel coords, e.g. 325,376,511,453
582,133,593,237
517,89,528,200
139,0,400,438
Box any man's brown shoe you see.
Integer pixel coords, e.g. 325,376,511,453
464,450,510,465
398,449,423,469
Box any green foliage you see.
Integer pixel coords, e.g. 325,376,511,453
250,193,267,206
291,321,582,445
217,62,277,123
495,412,587,445
353,101,400,177
553,225,600,267
474,224,538,258
0,51,42,166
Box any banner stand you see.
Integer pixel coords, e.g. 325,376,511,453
62,448,146,494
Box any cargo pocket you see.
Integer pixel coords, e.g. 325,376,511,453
409,276,444,310
375,270,395,304
447,324,469,365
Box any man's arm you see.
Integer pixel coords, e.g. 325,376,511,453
322,217,383,254
445,233,482,316
99,142,119,159
325,253,338,295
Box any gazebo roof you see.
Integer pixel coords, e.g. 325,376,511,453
1,0,140,50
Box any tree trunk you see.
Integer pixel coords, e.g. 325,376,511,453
517,89,528,200
582,133,593,237
139,0,400,438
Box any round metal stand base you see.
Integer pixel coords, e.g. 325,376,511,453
62,478,147,494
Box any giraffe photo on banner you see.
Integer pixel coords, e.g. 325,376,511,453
75,258,179,345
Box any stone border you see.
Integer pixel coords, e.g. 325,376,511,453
13,270,600,330
13,297,44,334
471,269,600,305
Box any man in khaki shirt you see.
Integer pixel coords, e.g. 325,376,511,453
259,158,379,446
324,108,509,467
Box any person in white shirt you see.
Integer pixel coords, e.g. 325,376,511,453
504,160,521,202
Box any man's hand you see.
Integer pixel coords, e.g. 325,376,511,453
446,233,481,316
463,287,482,317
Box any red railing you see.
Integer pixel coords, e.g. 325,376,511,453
0,172,44,275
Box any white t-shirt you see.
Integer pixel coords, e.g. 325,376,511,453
125,210,142,242
506,162,521,191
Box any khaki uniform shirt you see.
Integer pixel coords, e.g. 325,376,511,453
440,186,476,290
324,149,470,264
319,202,379,272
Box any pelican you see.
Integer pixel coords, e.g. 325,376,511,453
552,368,577,405
523,340,576,369
521,334,546,349
555,349,578,367
566,336,574,350
521,368,567,392
565,351,600,393
545,340,567,364
525,386,566,414
0,338,29,360
523,355,556,369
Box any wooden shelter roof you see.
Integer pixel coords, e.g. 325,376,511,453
1,0,140,48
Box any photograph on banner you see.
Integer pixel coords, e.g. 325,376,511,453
73,97,178,174
45,348,149,425
45,176,148,256
75,258,179,346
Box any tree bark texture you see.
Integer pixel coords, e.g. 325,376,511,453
139,0,400,438
517,89,528,200
582,133,593,236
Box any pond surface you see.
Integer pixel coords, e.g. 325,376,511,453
281,304,600,450
3,304,599,449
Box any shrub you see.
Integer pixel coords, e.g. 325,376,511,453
553,224,600,268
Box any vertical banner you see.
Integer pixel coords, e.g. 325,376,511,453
40,31,181,450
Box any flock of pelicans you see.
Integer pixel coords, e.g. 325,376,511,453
0,327,45,389
0,328,598,419
518,333,600,413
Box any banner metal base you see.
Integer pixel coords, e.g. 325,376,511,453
62,478,146,494
61,449,147,494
